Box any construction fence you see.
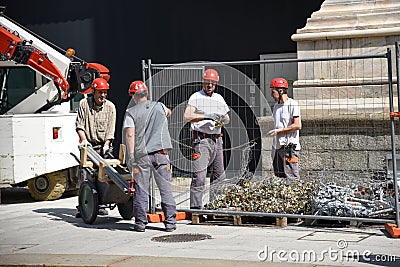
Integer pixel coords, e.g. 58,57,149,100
141,43,400,226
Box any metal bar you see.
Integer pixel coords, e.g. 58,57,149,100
396,42,400,114
387,48,400,228
141,59,146,84
177,208,396,224
147,59,156,214
86,146,129,194
149,53,387,68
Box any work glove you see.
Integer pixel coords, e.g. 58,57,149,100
102,144,113,159
267,129,279,136
204,113,220,121
79,139,92,148
214,114,229,128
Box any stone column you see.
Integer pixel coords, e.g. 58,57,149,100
291,0,399,119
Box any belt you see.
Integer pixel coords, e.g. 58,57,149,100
148,149,169,155
192,130,222,139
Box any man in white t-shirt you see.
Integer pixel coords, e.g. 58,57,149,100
183,69,230,209
267,77,301,179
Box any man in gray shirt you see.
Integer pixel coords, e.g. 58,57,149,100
123,80,176,232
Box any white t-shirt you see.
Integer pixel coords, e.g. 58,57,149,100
272,98,301,150
187,90,230,134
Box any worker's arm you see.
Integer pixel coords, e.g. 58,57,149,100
184,105,203,122
165,108,172,117
77,129,87,142
222,113,230,124
183,105,220,122
268,116,301,136
76,129,91,147
125,127,135,155
125,127,136,171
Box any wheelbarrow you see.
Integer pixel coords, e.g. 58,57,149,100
77,145,135,224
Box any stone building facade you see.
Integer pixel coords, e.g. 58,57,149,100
259,0,400,182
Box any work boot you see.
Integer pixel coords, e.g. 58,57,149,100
75,206,81,218
98,208,108,216
130,224,145,232
165,225,176,232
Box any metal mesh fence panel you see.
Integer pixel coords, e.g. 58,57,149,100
142,50,399,224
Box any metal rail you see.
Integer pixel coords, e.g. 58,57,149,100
387,48,400,228
177,208,396,224
147,53,387,68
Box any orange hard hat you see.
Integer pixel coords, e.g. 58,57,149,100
203,69,219,82
129,80,148,96
92,78,110,90
270,78,288,89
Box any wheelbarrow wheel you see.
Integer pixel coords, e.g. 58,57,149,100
117,197,134,220
78,181,99,224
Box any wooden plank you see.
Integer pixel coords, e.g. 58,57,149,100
80,147,87,166
276,217,288,227
98,162,106,182
119,144,126,164
190,211,292,227
104,159,120,167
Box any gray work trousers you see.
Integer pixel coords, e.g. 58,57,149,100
134,153,176,227
190,136,226,209
272,145,300,179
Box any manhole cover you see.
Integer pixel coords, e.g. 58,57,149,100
151,233,212,243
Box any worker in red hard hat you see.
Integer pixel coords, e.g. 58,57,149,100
183,68,230,210
268,77,301,179
75,77,116,217
124,80,176,232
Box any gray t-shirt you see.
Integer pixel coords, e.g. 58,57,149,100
123,100,172,159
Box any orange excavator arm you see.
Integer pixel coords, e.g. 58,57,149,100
0,26,70,98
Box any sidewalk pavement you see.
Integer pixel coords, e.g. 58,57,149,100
0,187,399,267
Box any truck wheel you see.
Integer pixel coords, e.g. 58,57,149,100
79,181,98,224
117,197,134,220
27,171,66,201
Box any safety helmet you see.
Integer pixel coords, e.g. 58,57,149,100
203,69,219,83
129,80,148,96
270,78,288,89
92,77,110,90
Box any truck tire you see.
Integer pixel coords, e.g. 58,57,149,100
117,197,134,220
27,171,66,201
78,181,98,224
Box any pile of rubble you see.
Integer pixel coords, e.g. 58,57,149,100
205,177,316,214
312,182,396,218
205,176,396,218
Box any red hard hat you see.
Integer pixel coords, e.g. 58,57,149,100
270,78,288,89
203,69,219,82
129,80,148,96
92,78,110,90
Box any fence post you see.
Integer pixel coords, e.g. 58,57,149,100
387,48,400,228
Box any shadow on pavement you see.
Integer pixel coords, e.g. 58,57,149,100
1,186,78,205
33,207,134,231
33,207,168,233
0,187,34,204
